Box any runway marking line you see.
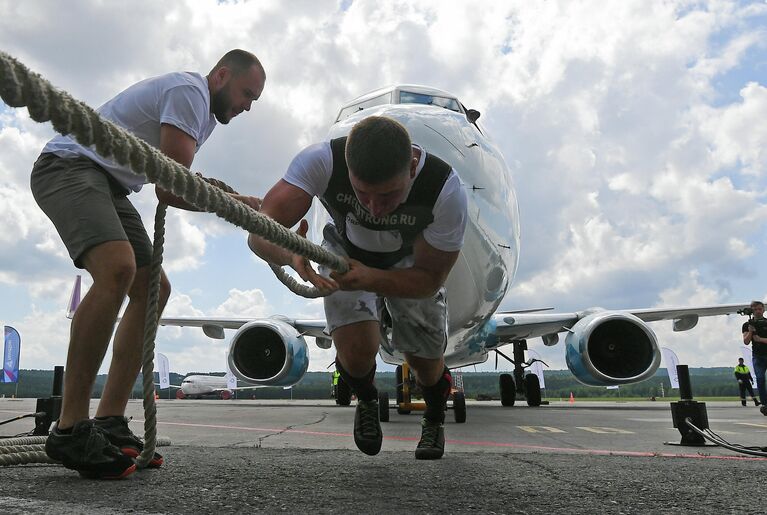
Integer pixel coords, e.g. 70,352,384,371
517,426,566,433
576,426,634,434
140,420,767,461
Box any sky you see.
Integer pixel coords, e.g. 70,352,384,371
0,0,766,378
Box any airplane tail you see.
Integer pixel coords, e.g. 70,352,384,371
66,275,82,319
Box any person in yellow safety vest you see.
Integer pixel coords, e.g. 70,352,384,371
331,370,340,397
735,358,761,407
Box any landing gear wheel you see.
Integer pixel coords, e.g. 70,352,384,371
500,373,515,407
379,392,390,422
453,392,467,423
396,365,411,415
336,376,351,406
525,374,542,407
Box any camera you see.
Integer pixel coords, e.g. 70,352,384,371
738,307,754,317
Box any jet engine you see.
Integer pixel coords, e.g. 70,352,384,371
227,318,309,387
564,311,661,386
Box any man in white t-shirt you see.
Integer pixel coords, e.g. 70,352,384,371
32,49,265,479
249,116,468,460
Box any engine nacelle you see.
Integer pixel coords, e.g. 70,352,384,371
564,311,661,387
227,318,309,387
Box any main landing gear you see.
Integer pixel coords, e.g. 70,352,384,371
496,340,546,407
379,363,467,423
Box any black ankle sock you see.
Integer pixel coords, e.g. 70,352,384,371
56,425,73,434
421,367,452,423
336,362,377,402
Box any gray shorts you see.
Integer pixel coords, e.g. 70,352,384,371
318,225,448,360
30,153,153,269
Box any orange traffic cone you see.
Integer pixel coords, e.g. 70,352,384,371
569,392,575,404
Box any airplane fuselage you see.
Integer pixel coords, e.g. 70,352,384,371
323,85,520,368
180,375,229,396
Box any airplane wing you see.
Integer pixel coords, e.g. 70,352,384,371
159,317,328,340
155,383,182,389
212,386,266,392
491,303,748,344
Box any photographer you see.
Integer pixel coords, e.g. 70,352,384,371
742,300,767,415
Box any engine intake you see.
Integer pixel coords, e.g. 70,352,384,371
565,311,661,386
227,318,309,387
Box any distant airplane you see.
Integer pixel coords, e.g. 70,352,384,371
167,373,289,400
68,85,747,421
171,374,237,400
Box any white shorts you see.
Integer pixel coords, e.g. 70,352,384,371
318,225,448,360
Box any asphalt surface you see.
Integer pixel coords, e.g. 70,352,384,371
1,397,766,514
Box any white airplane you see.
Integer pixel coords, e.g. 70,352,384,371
166,375,231,400
150,84,746,420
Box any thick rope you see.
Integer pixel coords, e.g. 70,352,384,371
0,51,349,280
0,436,52,466
0,50,350,469
0,451,55,466
135,203,167,468
0,436,48,446
0,444,45,454
194,175,328,299
0,434,171,467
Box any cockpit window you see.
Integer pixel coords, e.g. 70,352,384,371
398,91,462,113
336,92,393,121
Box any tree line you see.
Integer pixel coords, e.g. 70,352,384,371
0,367,746,400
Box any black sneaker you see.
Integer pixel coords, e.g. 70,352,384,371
761,405,767,416
93,416,164,468
415,418,445,460
45,420,136,479
353,399,382,455
755,399,762,407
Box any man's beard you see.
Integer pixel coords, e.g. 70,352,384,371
211,86,233,124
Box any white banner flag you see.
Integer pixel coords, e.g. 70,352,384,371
156,352,170,389
225,362,237,390
742,345,754,376
527,349,546,389
661,347,680,389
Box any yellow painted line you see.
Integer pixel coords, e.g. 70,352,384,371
516,426,566,433
576,427,634,434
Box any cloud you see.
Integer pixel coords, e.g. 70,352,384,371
0,0,766,376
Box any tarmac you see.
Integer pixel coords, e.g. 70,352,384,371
1,397,766,514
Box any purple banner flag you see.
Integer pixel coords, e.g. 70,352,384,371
3,326,21,383
67,275,82,319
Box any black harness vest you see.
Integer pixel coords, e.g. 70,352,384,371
320,137,451,269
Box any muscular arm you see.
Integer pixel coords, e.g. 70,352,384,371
247,179,313,265
156,123,200,210
331,235,460,298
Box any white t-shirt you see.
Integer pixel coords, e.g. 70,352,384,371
42,72,216,192
284,142,468,253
